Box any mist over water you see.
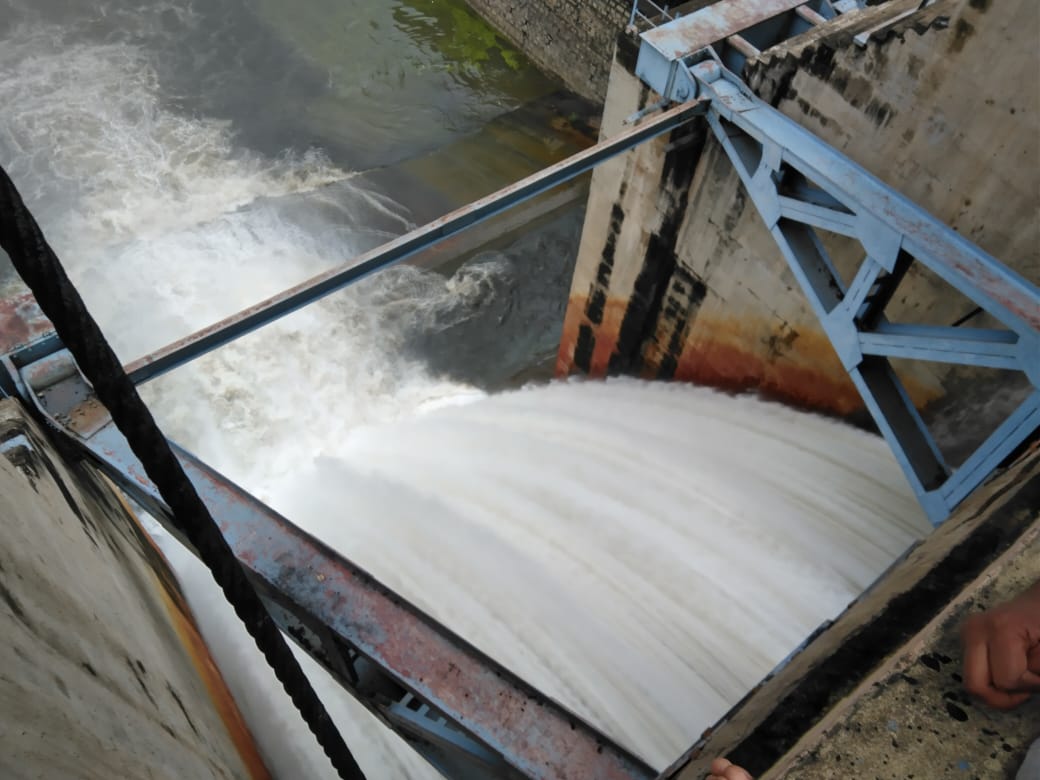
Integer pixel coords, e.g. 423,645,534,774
0,1,932,778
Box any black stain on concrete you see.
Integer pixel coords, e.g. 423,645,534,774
573,324,596,373
0,581,28,625
23,437,104,550
608,121,707,375
949,18,975,53
945,701,969,722
615,32,641,75
801,44,839,83
1,431,40,489
585,201,628,327
167,682,201,738
920,653,943,672
586,289,607,326
656,269,708,380
128,656,158,710
864,98,893,127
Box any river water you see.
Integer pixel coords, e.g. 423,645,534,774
0,1,931,778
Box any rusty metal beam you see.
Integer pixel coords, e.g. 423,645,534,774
123,100,705,387
0,291,53,356
640,0,805,59
7,343,656,780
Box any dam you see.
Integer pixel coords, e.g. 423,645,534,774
1,0,1038,778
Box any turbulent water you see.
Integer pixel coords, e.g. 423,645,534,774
0,1,932,778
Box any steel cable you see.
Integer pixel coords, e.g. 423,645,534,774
0,164,366,780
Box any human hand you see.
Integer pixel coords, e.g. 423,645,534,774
960,582,1040,709
707,757,754,780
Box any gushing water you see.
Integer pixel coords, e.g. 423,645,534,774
0,3,931,778
144,379,928,777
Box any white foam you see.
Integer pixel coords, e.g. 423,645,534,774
270,379,929,768
0,25,346,247
143,380,928,778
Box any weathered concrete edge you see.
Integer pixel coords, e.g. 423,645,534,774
768,517,1040,778
658,446,1040,778
0,397,269,778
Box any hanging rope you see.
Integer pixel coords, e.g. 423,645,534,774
0,165,366,780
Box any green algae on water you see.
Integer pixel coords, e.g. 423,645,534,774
395,1,525,74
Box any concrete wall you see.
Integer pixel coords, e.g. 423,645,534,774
463,0,631,101
556,0,1039,455
0,399,267,779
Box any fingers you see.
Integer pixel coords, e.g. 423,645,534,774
962,617,1007,708
961,614,1036,709
708,757,755,780
1028,643,1040,674
989,629,1040,692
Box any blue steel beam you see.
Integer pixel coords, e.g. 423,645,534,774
123,100,705,387
938,391,1040,508
858,324,1023,370
693,63,1040,337
689,59,1040,523
633,19,1039,523
635,0,842,101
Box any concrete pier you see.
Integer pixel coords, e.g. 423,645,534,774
555,0,1039,458
0,399,266,780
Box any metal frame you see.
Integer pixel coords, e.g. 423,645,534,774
121,101,703,387
628,0,677,31
632,1,1039,524
634,0,845,101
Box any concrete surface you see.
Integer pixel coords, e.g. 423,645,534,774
556,0,1039,460
776,522,1039,779
0,398,266,780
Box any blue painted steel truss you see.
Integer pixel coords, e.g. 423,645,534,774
633,1,1039,524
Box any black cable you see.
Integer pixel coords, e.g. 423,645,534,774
0,165,366,780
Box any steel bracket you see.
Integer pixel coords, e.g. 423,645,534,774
634,3,1040,523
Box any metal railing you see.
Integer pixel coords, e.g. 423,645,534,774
628,0,676,30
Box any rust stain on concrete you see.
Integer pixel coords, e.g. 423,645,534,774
107,476,271,780
558,295,944,418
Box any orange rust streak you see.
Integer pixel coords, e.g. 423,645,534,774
557,295,944,418
590,303,627,375
106,477,272,780
674,335,865,414
153,579,272,780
